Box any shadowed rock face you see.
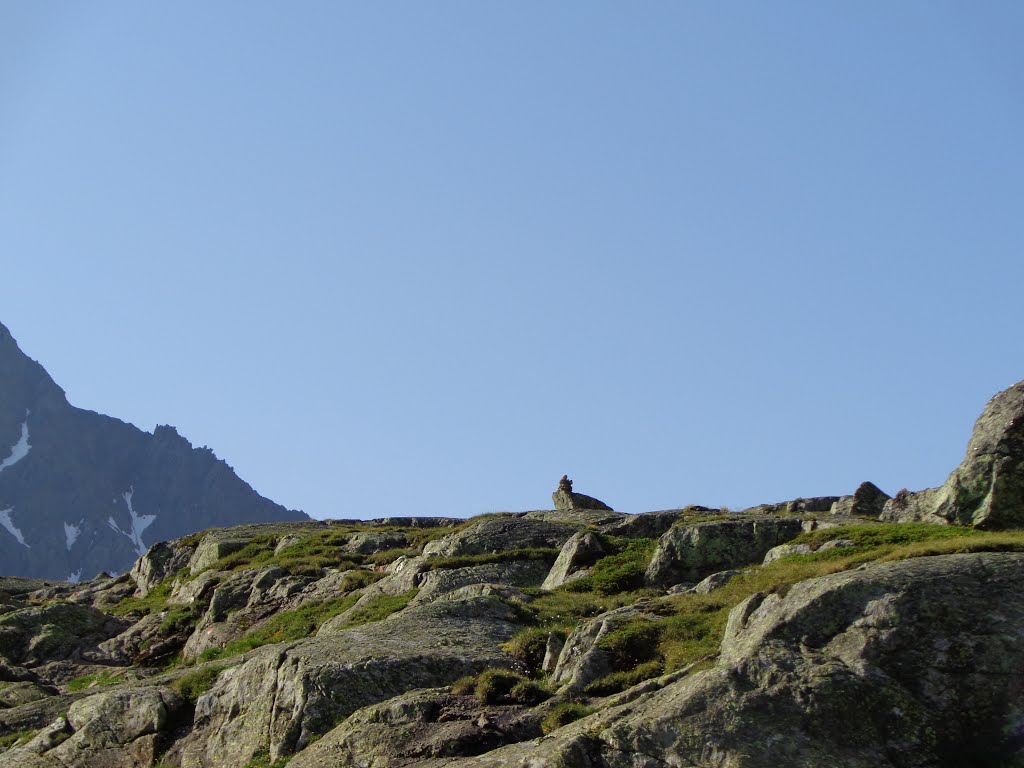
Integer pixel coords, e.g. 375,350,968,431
882,381,1024,528
0,321,306,580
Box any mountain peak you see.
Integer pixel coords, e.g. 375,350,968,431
0,320,307,579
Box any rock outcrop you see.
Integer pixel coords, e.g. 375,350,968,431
177,596,522,767
645,516,804,586
882,381,1024,528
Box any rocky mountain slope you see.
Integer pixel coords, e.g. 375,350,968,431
0,321,307,581
1,380,1023,767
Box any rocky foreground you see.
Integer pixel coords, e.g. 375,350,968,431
2,381,1024,768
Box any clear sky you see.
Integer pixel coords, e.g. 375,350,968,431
2,3,1022,519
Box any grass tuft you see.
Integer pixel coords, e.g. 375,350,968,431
66,669,124,692
423,547,559,572
197,594,361,663
342,589,418,628
171,664,226,704
541,702,593,734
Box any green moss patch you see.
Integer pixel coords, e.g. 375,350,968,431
66,669,124,692
198,594,362,662
107,577,177,617
0,729,37,749
541,702,593,734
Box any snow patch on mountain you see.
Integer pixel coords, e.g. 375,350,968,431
0,508,29,547
0,416,30,473
64,522,81,550
67,569,82,583
107,488,157,556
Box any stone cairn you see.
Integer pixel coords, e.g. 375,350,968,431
552,474,614,512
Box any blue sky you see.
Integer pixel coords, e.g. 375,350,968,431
2,3,1022,519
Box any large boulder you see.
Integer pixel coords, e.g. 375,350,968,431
882,381,1024,528
542,531,606,590
830,481,891,518
129,540,195,597
645,517,804,587
176,596,523,767
550,605,661,693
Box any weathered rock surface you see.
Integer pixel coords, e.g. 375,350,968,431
689,568,742,594
744,496,839,515
883,381,1024,528
0,681,53,709
0,686,186,768
645,516,804,586
550,605,661,693
542,531,605,590
288,688,543,768
343,531,408,555
762,541,814,563
599,508,690,539
427,552,1024,768
415,560,550,602
0,603,129,666
129,540,195,597
178,596,522,767
422,517,576,558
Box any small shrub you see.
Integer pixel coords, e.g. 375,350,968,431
0,729,37,749
509,679,552,705
584,659,664,696
541,703,593,734
474,668,525,704
338,570,383,592
243,747,291,768
450,675,476,695
159,605,197,634
502,626,561,671
171,665,226,704
598,620,663,670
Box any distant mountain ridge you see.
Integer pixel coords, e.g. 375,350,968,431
0,321,307,580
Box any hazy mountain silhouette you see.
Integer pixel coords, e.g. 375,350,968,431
0,321,307,580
